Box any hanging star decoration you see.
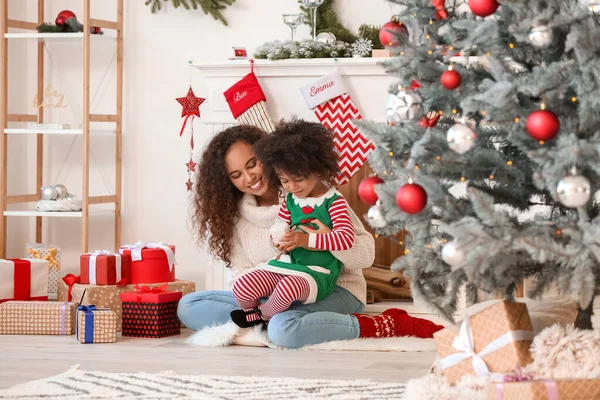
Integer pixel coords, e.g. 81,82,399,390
176,86,205,137
186,177,194,191
186,158,197,173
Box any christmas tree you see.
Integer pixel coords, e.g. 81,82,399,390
358,0,600,330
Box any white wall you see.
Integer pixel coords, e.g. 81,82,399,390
2,0,396,289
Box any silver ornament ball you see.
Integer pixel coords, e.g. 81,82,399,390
41,186,59,200
54,184,68,198
315,32,336,44
529,25,553,48
366,205,387,228
386,91,423,124
447,123,476,154
441,240,466,269
557,174,592,208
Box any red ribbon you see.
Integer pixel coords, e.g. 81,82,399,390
134,283,169,302
62,274,80,302
13,260,31,300
300,218,315,224
432,0,448,20
419,112,441,128
410,80,421,91
179,114,194,137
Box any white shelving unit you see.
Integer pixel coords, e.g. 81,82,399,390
0,0,124,257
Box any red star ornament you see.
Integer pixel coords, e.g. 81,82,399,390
185,158,197,173
186,178,194,191
176,87,205,137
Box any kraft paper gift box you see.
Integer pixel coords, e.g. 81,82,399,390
118,241,176,284
434,300,534,384
76,305,117,343
25,243,61,296
57,278,195,331
120,284,182,338
0,301,76,335
80,250,131,285
488,379,600,399
0,258,49,304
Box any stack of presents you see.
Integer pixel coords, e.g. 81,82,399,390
433,300,600,399
0,242,195,344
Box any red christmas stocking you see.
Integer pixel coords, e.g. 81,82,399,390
223,69,275,133
300,72,375,186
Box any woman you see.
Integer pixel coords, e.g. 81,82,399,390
178,122,443,349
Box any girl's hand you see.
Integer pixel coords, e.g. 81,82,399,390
297,219,331,234
281,231,309,252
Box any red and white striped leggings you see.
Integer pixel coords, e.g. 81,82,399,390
231,269,310,320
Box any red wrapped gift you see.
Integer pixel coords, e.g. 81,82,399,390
0,258,49,304
118,241,176,284
80,250,131,286
120,283,182,338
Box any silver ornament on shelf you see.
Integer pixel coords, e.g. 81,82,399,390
386,91,423,124
315,32,336,44
528,25,553,48
441,240,466,269
54,184,68,198
557,174,592,208
41,186,59,200
366,204,386,228
447,123,476,154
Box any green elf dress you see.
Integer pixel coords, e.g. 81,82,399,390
257,188,346,304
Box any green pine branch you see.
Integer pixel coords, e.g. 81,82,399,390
145,0,235,26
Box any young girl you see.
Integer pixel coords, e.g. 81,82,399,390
229,120,355,328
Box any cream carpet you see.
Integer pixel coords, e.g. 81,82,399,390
0,366,407,400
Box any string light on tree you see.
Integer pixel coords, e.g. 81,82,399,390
557,169,592,208
447,123,476,154
468,0,499,17
396,179,428,214
358,176,384,205
441,240,466,269
441,67,462,90
529,25,553,48
526,109,560,141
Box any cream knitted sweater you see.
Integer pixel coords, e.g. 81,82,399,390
228,194,374,305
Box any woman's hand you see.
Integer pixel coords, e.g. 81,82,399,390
280,231,309,252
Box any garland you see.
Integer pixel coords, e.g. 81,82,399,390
145,0,235,26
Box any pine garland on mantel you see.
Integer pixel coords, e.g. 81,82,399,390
145,0,235,26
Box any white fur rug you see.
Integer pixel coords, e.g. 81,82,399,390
186,321,437,352
0,365,407,400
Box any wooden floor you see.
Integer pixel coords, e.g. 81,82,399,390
0,329,437,389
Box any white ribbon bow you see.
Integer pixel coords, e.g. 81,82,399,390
439,312,534,380
85,250,122,285
119,241,176,271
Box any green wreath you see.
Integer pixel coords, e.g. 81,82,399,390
145,0,235,26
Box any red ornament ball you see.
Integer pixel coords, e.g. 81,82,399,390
441,70,462,90
379,18,409,48
526,110,560,141
468,0,499,17
396,183,428,214
55,16,66,27
57,10,76,21
358,176,384,205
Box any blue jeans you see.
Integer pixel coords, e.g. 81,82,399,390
177,286,365,349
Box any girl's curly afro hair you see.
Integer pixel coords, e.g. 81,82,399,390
254,118,339,186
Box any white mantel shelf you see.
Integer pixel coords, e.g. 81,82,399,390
190,57,393,78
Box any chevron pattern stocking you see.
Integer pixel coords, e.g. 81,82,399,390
313,94,375,186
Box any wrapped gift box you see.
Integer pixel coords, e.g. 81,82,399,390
0,301,76,335
434,300,534,384
488,379,600,399
0,258,49,304
80,250,131,285
120,285,182,338
76,305,117,343
118,242,176,284
57,278,194,331
25,243,61,296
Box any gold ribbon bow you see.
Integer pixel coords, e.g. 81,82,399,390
28,247,60,271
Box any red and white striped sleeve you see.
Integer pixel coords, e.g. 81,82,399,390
308,196,355,251
278,197,291,224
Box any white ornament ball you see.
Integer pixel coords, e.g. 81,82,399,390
315,32,336,44
41,186,59,200
366,205,387,228
386,91,423,124
557,175,592,208
447,123,476,154
54,184,68,198
441,241,466,269
528,25,553,48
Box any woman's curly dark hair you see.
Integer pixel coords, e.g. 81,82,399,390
193,125,276,267
254,119,339,186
